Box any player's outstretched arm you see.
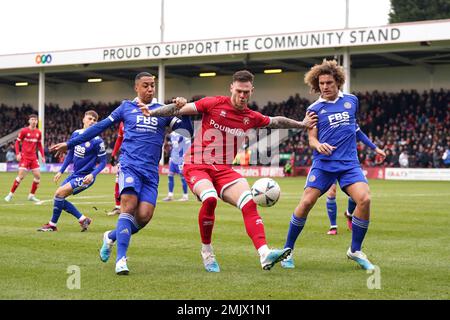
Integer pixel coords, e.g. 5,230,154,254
49,142,68,157
356,126,386,161
139,98,199,117
267,112,317,129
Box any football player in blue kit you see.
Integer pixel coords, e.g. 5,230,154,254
50,72,193,275
38,110,106,232
162,131,191,202
325,125,386,235
281,60,376,270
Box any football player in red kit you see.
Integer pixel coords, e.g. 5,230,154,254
106,122,124,216
139,70,317,272
5,114,45,202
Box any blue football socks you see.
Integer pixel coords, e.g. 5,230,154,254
351,216,370,252
284,214,307,250
326,196,337,227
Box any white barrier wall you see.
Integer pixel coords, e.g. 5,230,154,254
0,64,449,108
385,168,450,181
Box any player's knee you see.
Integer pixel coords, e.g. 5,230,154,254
16,176,24,182
202,196,217,210
54,189,65,198
136,213,153,227
303,195,318,209
358,194,371,208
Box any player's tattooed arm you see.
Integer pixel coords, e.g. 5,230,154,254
267,112,317,129
138,97,196,117
267,116,304,129
146,103,181,117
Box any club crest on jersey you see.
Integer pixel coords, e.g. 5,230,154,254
190,176,197,184
85,142,91,148
220,110,227,117
125,176,134,183
344,102,352,109
27,133,30,137
243,117,250,125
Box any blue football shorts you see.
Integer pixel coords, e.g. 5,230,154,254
305,165,367,195
168,160,183,175
63,174,95,195
118,165,159,206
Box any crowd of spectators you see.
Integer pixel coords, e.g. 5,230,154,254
0,89,448,168
263,89,449,168
0,100,120,163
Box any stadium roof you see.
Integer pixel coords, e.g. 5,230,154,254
0,19,449,86
0,47,449,86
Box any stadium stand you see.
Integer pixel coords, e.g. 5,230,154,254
0,89,448,167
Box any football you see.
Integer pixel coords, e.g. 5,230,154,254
251,178,281,207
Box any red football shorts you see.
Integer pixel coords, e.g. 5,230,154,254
183,163,244,198
18,157,40,170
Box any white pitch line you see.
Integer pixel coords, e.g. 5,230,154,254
0,195,111,207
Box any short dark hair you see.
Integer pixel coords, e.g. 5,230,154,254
85,110,99,121
135,72,154,82
232,70,254,84
29,114,38,119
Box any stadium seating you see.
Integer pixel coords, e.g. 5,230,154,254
0,89,448,167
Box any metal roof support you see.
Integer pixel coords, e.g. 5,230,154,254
38,70,45,160
343,49,351,93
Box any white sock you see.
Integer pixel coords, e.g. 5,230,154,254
202,243,213,253
257,245,270,257
78,215,86,222
49,221,57,227
167,192,174,197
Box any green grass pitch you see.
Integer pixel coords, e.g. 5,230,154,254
0,172,448,299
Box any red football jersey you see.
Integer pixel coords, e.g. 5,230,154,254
111,122,124,157
186,96,270,165
16,127,44,158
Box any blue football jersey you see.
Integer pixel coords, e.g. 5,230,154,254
62,130,106,176
169,132,190,165
67,99,193,174
307,92,360,168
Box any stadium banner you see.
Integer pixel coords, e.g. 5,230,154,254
0,163,119,174
363,167,385,179
158,165,286,177
1,20,450,69
385,168,450,181
294,166,385,179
